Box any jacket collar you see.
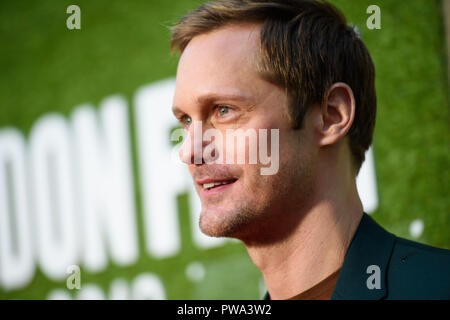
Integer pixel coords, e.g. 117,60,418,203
331,212,396,300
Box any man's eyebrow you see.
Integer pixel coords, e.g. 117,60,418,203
172,105,184,117
196,92,250,105
172,93,250,117
172,92,251,116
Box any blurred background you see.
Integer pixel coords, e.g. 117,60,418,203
0,0,449,299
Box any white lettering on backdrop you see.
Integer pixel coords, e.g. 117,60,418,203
0,78,377,295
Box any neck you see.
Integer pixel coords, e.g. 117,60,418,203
244,150,364,299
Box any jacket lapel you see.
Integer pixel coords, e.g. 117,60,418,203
331,213,396,300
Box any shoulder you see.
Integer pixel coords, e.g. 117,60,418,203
393,236,450,259
385,236,450,299
332,213,450,300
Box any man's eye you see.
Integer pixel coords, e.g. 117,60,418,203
182,115,192,126
217,105,230,117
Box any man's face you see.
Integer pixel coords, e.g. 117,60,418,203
173,24,318,243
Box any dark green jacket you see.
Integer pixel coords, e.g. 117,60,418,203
265,213,450,300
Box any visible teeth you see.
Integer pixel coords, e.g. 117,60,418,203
203,181,232,189
203,183,216,189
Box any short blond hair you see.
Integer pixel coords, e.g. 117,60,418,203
171,0,376,172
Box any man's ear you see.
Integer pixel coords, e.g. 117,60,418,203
317,82,355,146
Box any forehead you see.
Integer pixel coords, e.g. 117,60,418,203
173,23,264,106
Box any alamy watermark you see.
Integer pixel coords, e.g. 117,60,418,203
366,264,381,290
66,5,81,30
366,5,381,30
171,120,279,175
66,265,81,290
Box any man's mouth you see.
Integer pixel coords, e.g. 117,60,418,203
196,178,238,195
202,179,236,190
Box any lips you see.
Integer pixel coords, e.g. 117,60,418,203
197,178,237,189
196,178,238,195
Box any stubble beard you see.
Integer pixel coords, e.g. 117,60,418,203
198,196,257,240
198,159,314,244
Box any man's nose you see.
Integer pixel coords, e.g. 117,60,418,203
179,121,206,165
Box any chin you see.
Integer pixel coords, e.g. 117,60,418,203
198,205,257,239
199,211,235,238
